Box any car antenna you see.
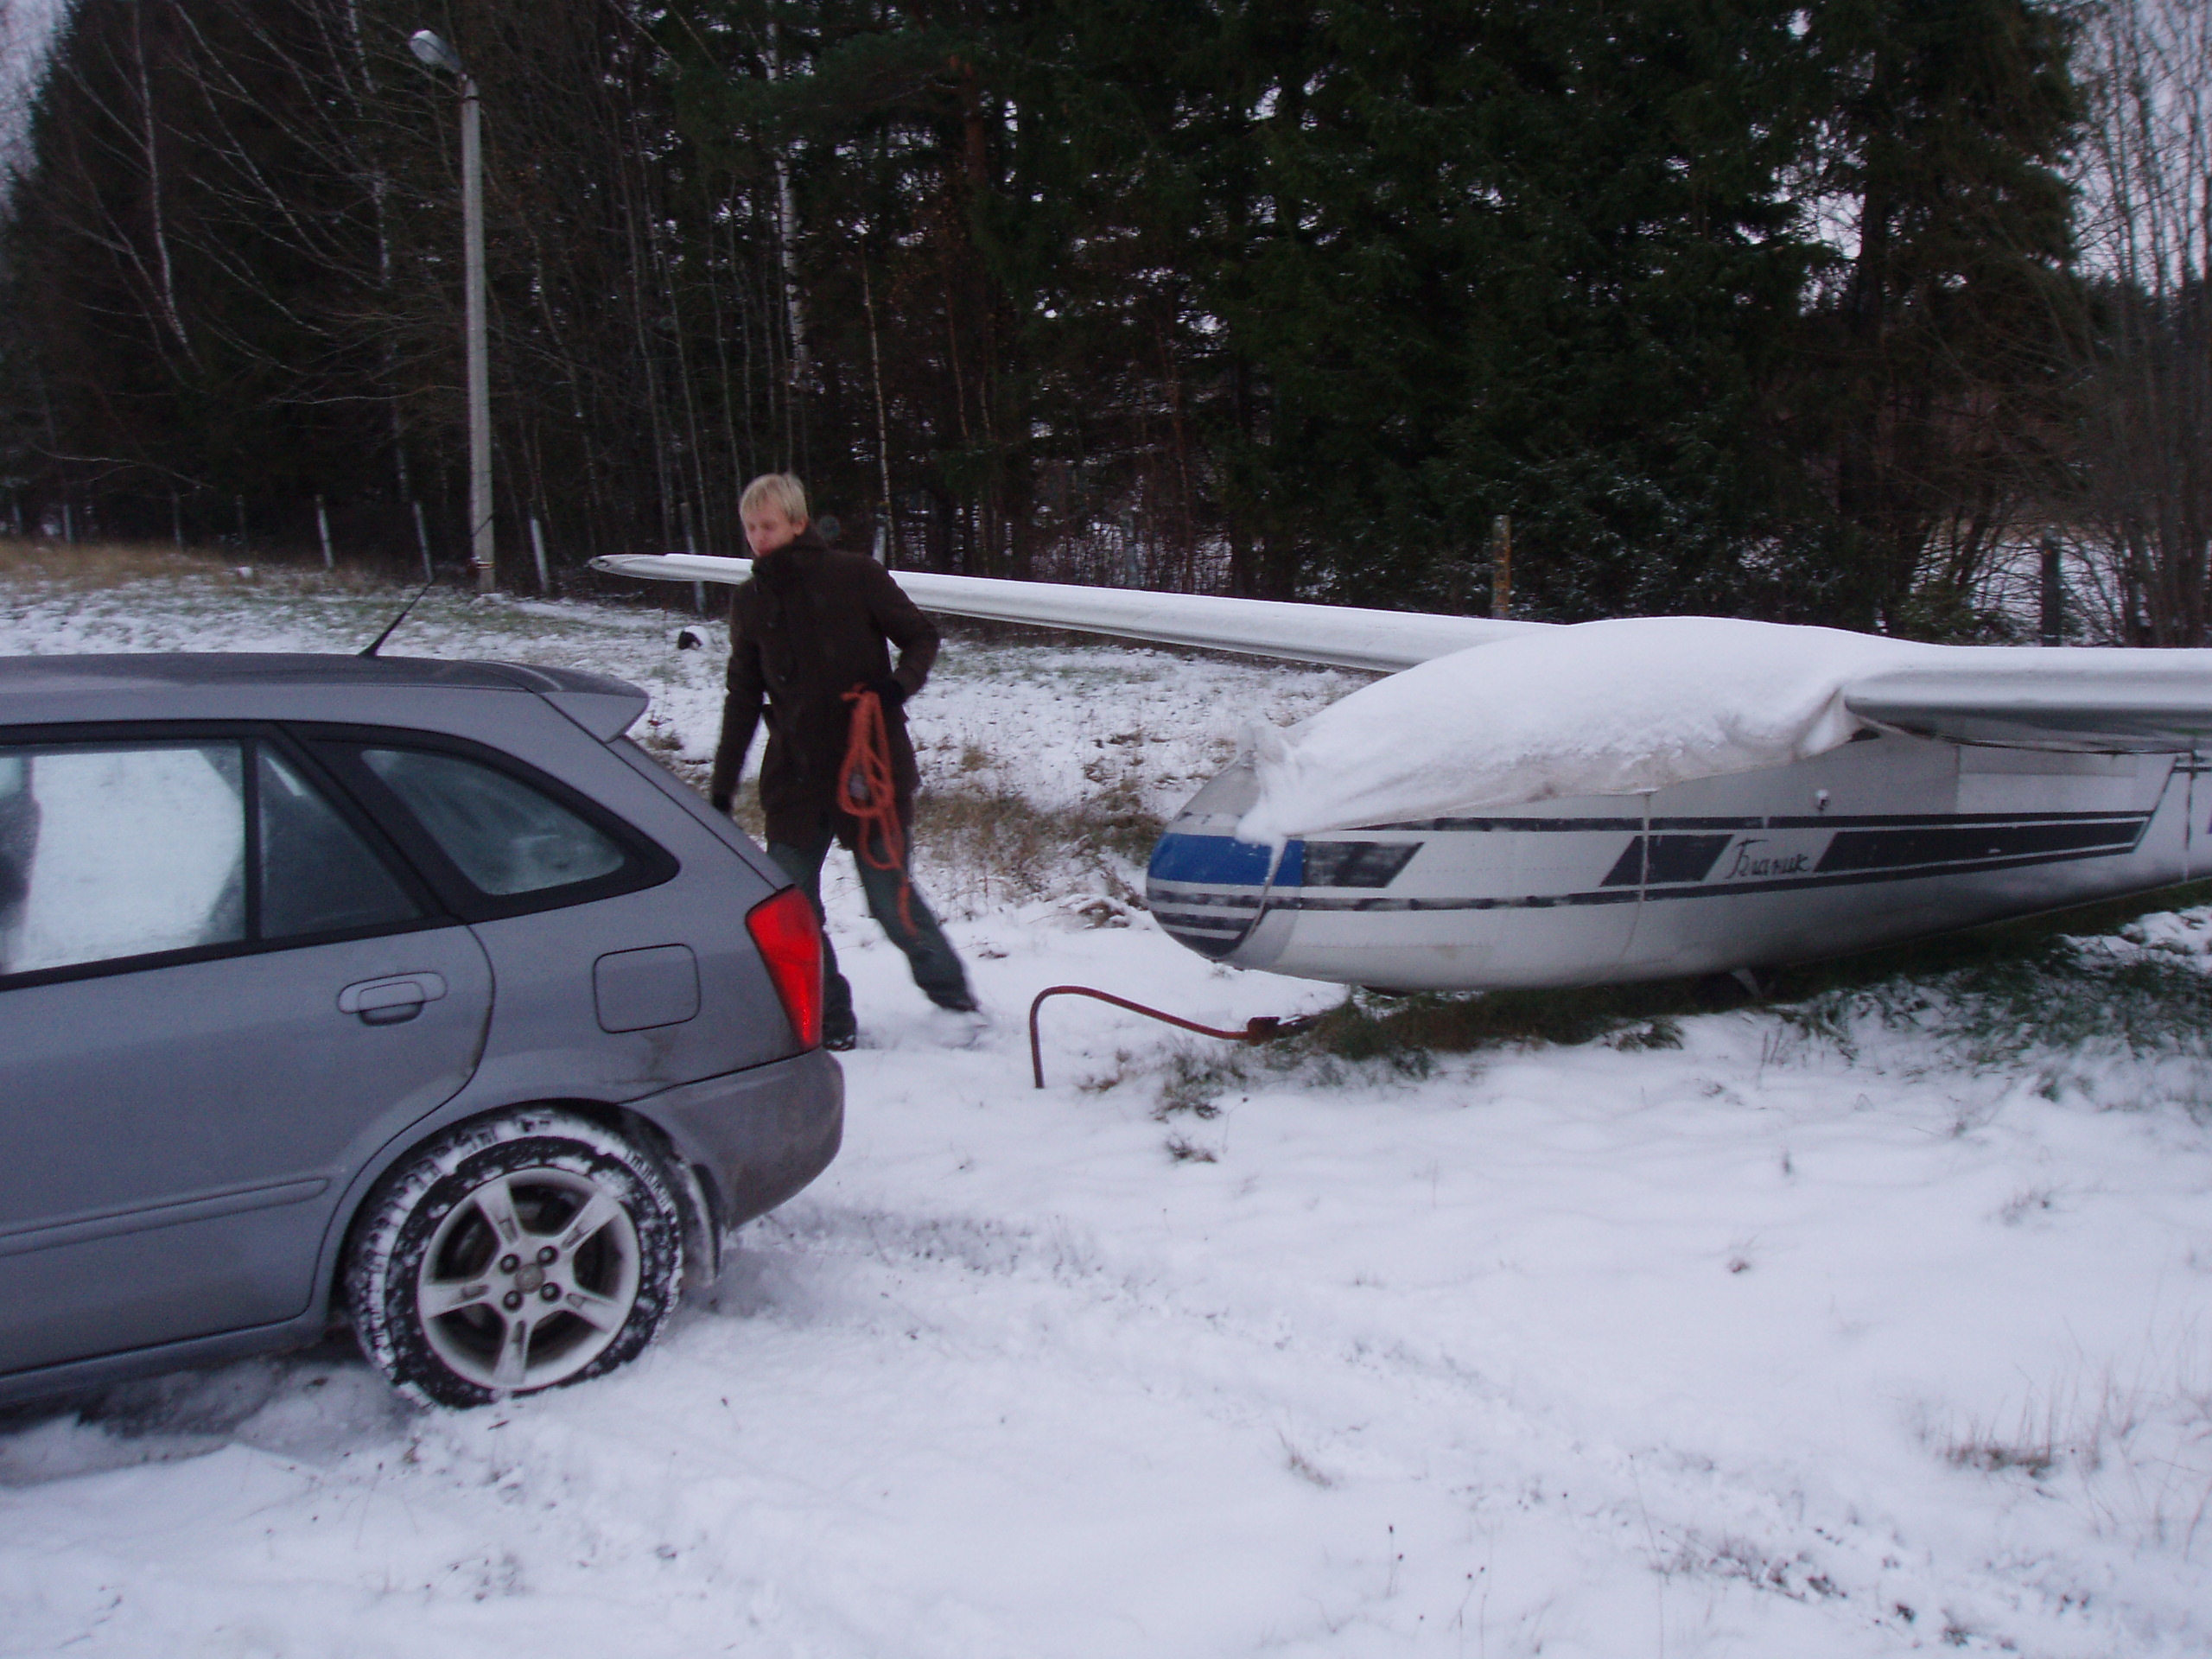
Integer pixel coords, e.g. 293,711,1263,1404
359,580,435,658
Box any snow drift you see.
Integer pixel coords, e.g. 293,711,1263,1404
1236,616,1940,843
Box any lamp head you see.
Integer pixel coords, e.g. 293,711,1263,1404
409,29,463,73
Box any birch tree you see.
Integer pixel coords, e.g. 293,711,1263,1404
2064,0,2211,644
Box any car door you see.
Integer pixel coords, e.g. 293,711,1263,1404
0,731,492,1376
308,731,773,1095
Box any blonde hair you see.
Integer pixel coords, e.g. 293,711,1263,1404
741,473,809,524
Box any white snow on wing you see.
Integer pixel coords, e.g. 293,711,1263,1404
590,554,1541,673
1236,616,1942,842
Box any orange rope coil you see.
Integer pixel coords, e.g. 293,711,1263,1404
840,683,917,932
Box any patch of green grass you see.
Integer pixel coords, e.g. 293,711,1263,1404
1154,1042,1249,1117
1277,879,2212,1071
1766,878,2212,997
1804,935,2212,1070
1771,880,2212,1069
1303,984,1699,1065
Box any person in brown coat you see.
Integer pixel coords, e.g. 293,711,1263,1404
709,473,977,1048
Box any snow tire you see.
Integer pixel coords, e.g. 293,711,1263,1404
345,1108,683,1408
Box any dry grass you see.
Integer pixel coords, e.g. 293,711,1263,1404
0,535,404,594
647,746,1161,922
1925,1349,2212,1557
1164,1134,1219,1164
909,776,1158,916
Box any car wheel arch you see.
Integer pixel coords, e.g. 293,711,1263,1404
316,1094,709,1326
342,1105,687,1406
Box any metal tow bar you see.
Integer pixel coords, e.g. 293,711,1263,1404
1027,985,1320,1089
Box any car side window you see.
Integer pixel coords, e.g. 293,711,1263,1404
0,741,247,976
359,747,626,898
259,747,422,938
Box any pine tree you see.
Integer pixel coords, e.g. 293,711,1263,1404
1799,0,2082,635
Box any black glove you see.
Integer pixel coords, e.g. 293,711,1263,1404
709,790,733,815
866,675,907,710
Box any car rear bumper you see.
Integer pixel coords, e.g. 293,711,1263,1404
631,1048,844,1236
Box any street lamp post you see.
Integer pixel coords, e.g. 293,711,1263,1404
410,29,494,594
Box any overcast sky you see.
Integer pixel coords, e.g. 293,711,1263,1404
1,0,67,172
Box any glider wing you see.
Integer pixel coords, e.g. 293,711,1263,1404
1847,656,2212,752
589,554,1544,673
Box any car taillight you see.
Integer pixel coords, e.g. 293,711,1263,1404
746,886,824,1050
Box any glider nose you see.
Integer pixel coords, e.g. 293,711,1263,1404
1144,760,1300,963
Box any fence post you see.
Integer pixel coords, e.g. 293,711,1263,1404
2039,537,2064,646
681,498,705,613
530,513,552,596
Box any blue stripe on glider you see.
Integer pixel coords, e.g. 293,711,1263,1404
1147,833,1303,889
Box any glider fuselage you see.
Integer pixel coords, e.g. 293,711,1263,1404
1148,733,2200,989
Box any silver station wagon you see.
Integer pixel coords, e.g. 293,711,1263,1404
0,654,841,1408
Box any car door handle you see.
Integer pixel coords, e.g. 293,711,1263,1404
337,973,448,1025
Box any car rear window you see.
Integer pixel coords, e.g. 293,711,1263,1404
259,747,421,938
359,747,626,898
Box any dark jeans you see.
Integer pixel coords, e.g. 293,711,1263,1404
767,827,974,1040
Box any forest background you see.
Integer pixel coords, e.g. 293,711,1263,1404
0,0,2203,642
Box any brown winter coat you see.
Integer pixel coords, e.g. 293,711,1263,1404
710,529,939,847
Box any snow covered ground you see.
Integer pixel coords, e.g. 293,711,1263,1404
3,552,2212,1656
